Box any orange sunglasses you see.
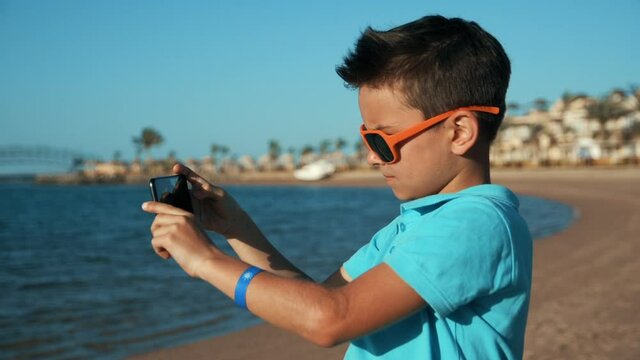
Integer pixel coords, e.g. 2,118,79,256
359,105,500,163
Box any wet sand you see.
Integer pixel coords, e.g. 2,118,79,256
130,168,640,360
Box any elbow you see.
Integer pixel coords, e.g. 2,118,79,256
303,292,348,348
307,316,344,348
309,328,342,348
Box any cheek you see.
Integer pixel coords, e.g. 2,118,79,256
394,136,449,196
390,165,434,200
398,135,441,170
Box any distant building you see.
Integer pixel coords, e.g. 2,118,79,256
491,91,640,167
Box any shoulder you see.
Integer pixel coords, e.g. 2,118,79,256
399,190,524,275
433,184,524,231
439,193,506,217
415,194,512,240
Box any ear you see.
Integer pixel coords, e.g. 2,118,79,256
447,111,480,156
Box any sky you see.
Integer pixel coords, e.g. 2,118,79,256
1,0,639,173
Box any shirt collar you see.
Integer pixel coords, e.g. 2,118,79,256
400,184,519,213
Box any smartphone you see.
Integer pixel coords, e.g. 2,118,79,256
149,174,193,213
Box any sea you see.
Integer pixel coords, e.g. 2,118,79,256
0,183,575,359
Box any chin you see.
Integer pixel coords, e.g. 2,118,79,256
390,184,434,201
390,187,416,201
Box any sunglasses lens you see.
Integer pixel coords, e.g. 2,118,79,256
364,134,394,162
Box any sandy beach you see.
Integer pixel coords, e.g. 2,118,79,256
130,167,640,360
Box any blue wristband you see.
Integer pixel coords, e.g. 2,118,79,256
234,266,263,309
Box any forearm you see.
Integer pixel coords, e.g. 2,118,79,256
225,212,310,280
198,254,347,346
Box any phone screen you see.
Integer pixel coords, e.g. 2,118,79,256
149,174,193,213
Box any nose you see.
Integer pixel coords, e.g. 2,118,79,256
367,148,384,166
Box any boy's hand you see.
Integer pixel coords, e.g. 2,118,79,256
142,201,221,278
172,163,248,238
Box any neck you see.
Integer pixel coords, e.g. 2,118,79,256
439,151,491,194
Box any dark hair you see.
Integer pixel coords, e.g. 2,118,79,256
336,15,510,142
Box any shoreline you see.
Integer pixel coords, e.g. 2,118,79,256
27,165,640,187
128,167,640,359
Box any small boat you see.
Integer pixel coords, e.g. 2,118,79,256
293,159,336,181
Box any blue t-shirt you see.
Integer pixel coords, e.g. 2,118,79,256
343,184,532,359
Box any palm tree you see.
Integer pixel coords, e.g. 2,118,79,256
112,151,122,164
220,146,229,159
561,91,574,105
297,145,314,166
132,138,143,161
268,139,281,160
133,128,164,159
70,156,85,173
210,144,220,163
533,98,549,112
335,138,347,152
354,139,366,161
301,145,314,156
319,139,332,154
506,102,520,116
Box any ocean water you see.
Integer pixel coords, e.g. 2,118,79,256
0,183,575,359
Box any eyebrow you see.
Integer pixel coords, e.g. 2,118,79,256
363,123,394,132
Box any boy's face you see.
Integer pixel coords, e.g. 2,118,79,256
358,85,457,201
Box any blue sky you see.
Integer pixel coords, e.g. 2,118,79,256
1,0,639,171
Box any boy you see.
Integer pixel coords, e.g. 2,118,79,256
143,15,532,359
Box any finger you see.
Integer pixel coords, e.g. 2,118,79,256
171,162,183,174
151,236,172,260
142,201,192,216
192,188,218,200
151,214,168,232
174,163,222,197
151,213,188,225
151,214,182,233
174,163,207,187
157,248,171,260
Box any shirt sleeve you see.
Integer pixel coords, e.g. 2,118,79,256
344,219,399,280
343,242,372,280
384,197,514,317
